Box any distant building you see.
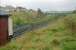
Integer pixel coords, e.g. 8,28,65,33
16,7,27,12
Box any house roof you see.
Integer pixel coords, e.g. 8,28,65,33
0,10,10,16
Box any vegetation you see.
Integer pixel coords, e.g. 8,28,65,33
1,6,76,50
0,12,76,50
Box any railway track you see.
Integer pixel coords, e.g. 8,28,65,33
12,16,62,39
13,21,48,39
13,24,31,38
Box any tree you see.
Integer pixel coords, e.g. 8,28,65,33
37,8,44,18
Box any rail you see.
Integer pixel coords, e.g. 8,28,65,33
13,21,48,38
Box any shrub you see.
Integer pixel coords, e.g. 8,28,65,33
51,39,60,47
64,16,76,35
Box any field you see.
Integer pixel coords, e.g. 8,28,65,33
0,13,76,50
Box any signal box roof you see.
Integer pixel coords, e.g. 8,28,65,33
0,10,10,16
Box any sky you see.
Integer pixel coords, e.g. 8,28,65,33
0,0,76,11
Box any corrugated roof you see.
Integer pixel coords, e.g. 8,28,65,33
0,10,9,15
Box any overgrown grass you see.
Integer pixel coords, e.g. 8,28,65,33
11,11,52,26
11,11,61,27
1,14,76,50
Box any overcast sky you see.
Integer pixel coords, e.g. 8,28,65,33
0,0,76,11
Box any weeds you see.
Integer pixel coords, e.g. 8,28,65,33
64,16,76,35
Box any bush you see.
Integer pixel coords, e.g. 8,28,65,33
51,39,60,47
64,16,76,35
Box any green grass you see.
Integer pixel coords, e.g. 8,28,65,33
1,14,76,50
11,11,61,27
11,11,53,26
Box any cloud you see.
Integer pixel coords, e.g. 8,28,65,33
0,0,76,11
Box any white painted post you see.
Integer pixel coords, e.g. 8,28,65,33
8,17,13,36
